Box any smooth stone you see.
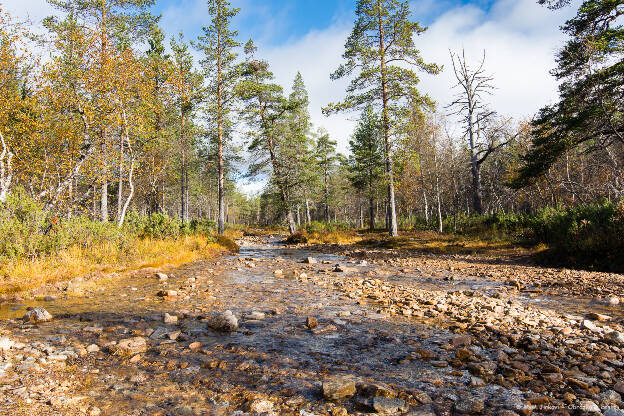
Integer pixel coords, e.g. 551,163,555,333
372,396,409,414
207,310,238,332
322,377,356,400
23,308,53,323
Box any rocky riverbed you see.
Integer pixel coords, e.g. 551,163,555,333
1,236,624,415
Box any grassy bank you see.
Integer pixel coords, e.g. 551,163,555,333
0,192,237,294
0,234,229,294
283,202,624,272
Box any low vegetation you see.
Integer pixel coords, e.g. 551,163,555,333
0,192,236,294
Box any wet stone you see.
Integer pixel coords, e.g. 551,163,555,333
23,307,53,323
207,310,239,332
372,396,409,414
323,377,356,401
306,316,319,329
454,395,485,414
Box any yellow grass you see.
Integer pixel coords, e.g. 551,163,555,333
356,230,520,255
0,235,228,294
306,231,363,245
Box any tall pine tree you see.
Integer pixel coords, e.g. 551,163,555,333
195,0,241,235
512,1,624,190
325,0,439,236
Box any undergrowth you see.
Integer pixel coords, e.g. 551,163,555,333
0,191,237,293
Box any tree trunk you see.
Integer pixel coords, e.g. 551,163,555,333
377,0,398,236
180,112,189,223
0,130,14,203
419,155,429,223
324,172,330,223
305,198,311,223
116,132,124,221
471,159,483,215
216,28,226,235
286,206,297,234
435,153,443,233
359,204,364,228
369,197,375,231
101,181,108,222
117,144,135,228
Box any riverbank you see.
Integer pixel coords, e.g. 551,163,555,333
1,235,624,415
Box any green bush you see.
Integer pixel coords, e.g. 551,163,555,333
0,192,223,262
124,211,182,239
0,190,133,260
528,201,624,271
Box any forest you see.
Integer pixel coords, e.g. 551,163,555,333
1,1,624,415
0,0,622,279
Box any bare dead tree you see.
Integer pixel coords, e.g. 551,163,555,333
447,49,515,214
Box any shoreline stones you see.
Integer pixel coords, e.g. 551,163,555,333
207,310,238,332
23,307,53,323
112,337,148,356
323,377,357,401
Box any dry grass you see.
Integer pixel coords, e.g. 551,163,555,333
356,230,522,256
0,235,228,294
306,231,363,245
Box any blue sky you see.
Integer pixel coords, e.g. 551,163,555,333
154,0,499,48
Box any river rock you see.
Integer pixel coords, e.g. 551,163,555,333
598,390,621,406
0,337,14,351
156,273,168,282
372,396,409,414
245,311,265,320
454,395,485,414
23,307,53,323
113,337,148,355
303,257,317,264
579,400,601,414
306,316,319,329
605,331,624,346
249,399,273,413
207,310,238,332
334,264,354,273
86,344,100,353
322,377,356,400
164,313,178,324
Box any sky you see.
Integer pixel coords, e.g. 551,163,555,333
2,0,580,192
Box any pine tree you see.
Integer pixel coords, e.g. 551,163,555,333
315,130,338,223
194,0,241,235
512,1,624,190
325,0,440,236
171,33,203,223
349,106,385,230
239,41,301,233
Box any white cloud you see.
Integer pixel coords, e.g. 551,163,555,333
2,0,55,25
417,0,579,122
259,24,356,153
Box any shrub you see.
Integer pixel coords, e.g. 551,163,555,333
303,221,350,234
528,201,624,271
285,231,308,244
124,211,182,239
